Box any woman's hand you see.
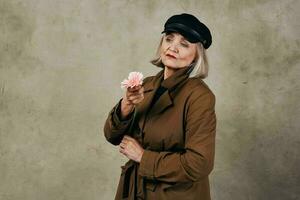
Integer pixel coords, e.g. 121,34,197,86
119,135,144,163
120,85,144,119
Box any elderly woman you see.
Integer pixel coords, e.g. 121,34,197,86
104,13,216,200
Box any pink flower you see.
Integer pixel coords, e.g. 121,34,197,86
121,71,144,89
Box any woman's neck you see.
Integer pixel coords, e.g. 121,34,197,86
163,66,178,80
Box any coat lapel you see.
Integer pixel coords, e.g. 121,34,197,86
135,70,164,130
148,66,193,116
148,91,173,116
136,65,194,130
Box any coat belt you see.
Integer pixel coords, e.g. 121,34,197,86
122,160,147,200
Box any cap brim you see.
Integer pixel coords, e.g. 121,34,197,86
161,28,199,43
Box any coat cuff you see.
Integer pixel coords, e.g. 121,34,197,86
138,150,159,180
112,98,134,128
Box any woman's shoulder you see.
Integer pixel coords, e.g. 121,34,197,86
184,78,216,107
186,78,215,96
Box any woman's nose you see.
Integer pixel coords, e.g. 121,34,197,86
168,43,179,53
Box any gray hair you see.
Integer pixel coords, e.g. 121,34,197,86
150,34,209,79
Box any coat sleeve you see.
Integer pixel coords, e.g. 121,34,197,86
138,91,216,183
103,98,135,145
103,76,153,146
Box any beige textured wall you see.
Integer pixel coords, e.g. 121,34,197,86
0,0,299,199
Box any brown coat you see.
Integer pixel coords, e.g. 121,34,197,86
104,66,217,200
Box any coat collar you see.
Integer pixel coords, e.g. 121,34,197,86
143,65,194,92
161,65,194,91
141,65,194,117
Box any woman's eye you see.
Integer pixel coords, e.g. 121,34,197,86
165,38,172,42
181,43,189,47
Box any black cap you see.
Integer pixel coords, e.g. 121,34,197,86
162,13,212,49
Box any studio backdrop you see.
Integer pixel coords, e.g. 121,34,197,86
0,0,299,200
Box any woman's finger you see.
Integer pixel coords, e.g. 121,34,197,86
119,143,126,149
123,135,134,141
127,91,142,99
128,94,143,101
127,85,141,92
132,97,144,104
127,88,141,94
123,135,130,139
126,87,144,100
119,147,124,154
140,87,144,93
121,139,129,145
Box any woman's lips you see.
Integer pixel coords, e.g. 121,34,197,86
166,54,177,59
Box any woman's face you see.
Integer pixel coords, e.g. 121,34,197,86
160,32,197,69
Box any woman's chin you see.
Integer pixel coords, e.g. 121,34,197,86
162,61,179,68
164,64,183,69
